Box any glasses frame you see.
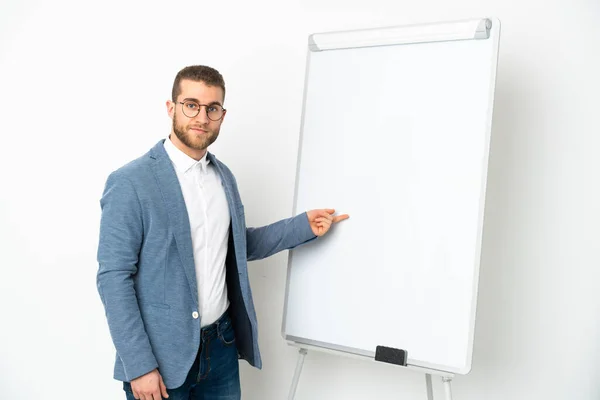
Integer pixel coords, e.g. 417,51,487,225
178,101,226,121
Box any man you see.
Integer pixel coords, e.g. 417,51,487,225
97,65,348,400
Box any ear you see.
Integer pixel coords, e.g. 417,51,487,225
166,100,175,119
220,109,227,123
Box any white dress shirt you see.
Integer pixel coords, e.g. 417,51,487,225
164,137,231,327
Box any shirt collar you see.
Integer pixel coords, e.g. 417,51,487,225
164,136,210,174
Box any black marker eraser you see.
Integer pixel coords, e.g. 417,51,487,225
375,345,408,366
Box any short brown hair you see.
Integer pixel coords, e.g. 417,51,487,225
171,65,226,102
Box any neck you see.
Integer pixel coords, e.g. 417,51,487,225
169,133,206,161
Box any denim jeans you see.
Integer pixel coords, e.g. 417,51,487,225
123,311,241,400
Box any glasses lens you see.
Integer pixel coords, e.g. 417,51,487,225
182,101,200,118
207,105,224,121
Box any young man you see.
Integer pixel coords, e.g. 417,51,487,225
97,65,348,400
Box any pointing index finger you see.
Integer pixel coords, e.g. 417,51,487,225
333,214,349,223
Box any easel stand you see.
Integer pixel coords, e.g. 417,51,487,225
287,344,455,400
288,348,308,399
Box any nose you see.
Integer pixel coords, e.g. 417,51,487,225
194,106,210,124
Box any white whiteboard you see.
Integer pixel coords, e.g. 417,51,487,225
283,18,500,374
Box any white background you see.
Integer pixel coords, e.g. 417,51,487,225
0,0,599,399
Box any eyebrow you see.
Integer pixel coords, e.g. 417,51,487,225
182,98,223,107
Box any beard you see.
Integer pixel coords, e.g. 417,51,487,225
172,113,220,152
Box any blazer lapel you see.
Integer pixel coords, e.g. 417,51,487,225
149,140,198,306
207,152,239,235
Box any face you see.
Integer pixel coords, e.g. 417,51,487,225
167,79,226,159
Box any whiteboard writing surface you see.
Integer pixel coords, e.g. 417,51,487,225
282,18,500,374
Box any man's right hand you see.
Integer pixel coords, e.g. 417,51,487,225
130,369,169,400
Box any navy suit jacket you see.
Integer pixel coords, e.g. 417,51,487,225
97,140,316,388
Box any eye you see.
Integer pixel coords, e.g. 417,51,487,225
185,102,198,110
207,106,218,113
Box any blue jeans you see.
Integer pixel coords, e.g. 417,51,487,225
123,311,241,400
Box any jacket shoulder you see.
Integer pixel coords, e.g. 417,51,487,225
107,148,154,182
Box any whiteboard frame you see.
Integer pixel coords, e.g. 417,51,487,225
282,17,501,375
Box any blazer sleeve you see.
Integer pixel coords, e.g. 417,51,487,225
96,172,158,381
246,212,317,261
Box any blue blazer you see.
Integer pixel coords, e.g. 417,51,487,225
97,140,316,388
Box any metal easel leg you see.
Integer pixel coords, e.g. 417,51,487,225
425,374,434,400
442,376,453,400
288,348,308,400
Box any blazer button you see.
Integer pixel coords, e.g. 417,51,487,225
192,311,199,319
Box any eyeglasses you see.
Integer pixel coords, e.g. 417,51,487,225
178,100,226,121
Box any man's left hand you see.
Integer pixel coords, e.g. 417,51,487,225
306,209,349,237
